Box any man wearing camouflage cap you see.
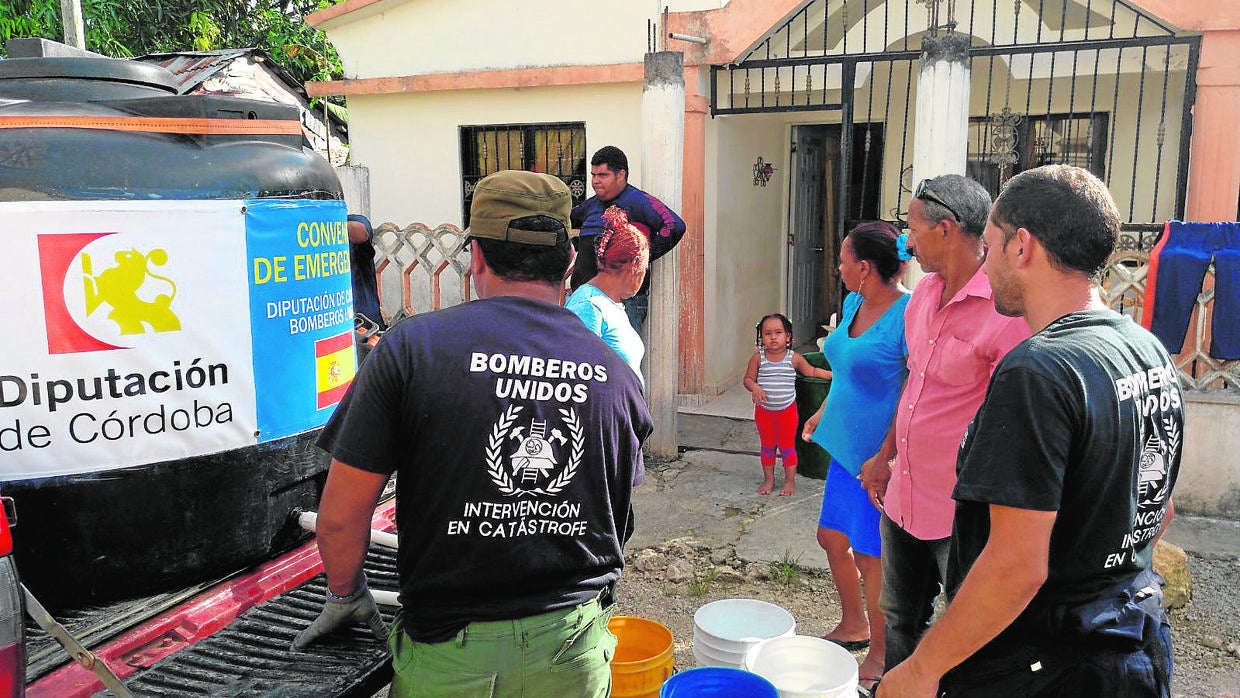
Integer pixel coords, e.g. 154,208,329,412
293,170,653,697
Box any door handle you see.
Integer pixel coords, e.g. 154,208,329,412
813,247,824,253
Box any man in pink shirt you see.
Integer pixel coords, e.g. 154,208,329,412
860,174,1029,674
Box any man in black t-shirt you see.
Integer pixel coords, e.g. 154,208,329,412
292,170,652,698
880,165,1182,698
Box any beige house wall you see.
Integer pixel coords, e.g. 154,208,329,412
1180,395,1240,517
348,83,643,228
330,0,644,77
702,113,786,392
318,0,733,80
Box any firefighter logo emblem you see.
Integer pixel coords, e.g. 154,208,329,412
486,404,583,497
1137,416,1179,507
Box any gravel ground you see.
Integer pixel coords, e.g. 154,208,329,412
615,538,1240,697
1168,553,1240,697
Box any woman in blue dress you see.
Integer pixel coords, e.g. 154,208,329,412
801,221,909,689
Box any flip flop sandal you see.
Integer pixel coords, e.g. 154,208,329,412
822,635,871,652
857,675,882,697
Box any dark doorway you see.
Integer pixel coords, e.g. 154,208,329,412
788,122,884,346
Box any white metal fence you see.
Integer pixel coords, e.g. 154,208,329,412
373,221,472,322
370,220,1238,394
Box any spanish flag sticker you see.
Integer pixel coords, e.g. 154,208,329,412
314,331,356,409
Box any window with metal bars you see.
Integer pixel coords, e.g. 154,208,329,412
967,113,1109,198
459,122,588,227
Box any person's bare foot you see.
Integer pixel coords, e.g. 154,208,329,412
756,479,774,495
779,482,796,496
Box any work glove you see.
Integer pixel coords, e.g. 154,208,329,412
291,574,388,651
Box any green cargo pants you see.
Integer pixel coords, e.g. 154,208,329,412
388,597,617,698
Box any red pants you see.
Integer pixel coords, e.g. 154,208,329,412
755,403,798,466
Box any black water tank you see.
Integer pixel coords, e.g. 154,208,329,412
0,57,340,202
0,55,343,605
0,55,180,101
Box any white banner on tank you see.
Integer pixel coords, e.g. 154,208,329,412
0,200,259,479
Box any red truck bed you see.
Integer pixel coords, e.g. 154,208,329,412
26,503,397,697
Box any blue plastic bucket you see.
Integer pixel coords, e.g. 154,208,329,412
660,666,779,697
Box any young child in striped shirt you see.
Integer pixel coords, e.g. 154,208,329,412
743,314,832,495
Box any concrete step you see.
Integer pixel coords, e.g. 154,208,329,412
677,412,761,455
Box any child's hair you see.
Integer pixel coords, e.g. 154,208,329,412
755,313,793,349
595,206,650,273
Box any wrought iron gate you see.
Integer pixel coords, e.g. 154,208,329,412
710,0,1200,252
706,0,1238,390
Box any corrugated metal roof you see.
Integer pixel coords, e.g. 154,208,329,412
136,49,262,95
133,49,347,136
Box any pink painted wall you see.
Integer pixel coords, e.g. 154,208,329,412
1132,1,1240,221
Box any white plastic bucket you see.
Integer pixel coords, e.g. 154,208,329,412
742,635,859,698
692,640,747,669
692,599,796,668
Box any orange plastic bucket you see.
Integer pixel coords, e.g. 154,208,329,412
610,615,675,698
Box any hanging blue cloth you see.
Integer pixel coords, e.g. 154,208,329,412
1147,221,1240,361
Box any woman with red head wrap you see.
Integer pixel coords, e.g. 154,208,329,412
565,206,651,387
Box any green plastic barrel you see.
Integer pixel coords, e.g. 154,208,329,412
795,352,832,480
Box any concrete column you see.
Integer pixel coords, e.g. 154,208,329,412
909,33,972,284
679,67,709,398
1185,30,1240,222
912,34,972,184
642,51,685,459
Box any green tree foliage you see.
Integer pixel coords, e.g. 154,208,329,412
0,0,343,86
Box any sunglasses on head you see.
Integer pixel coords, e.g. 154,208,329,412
914,179,961,223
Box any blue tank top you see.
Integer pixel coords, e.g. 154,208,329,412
811,291,909,475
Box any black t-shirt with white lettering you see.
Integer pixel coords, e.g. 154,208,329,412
318,295,652,642
949,310,1183,640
